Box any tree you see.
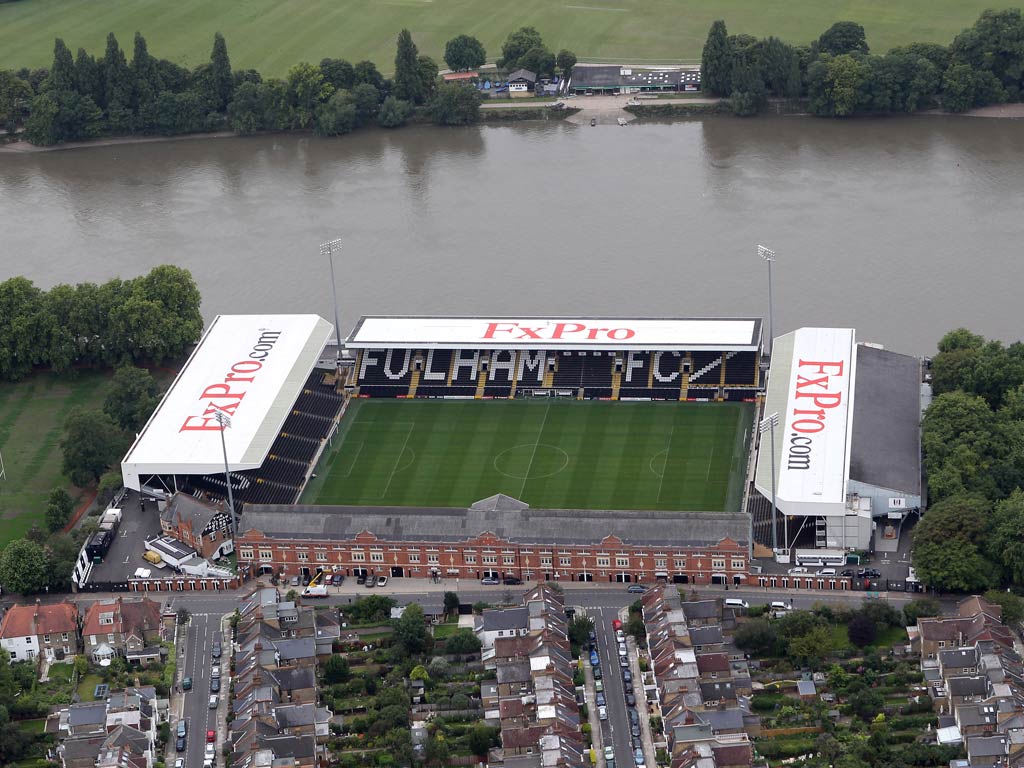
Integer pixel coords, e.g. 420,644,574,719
393,30,425,105
46,533,79,592
0,70,32,133
519,46,555,77
48,38,77,92
0,539,50,594
787,625,832,664
287,62,333,128
443,590,460,616
988,490,1024,582
319,58,355,90
408,664,430,683
423,734,449,767
176,607,190,625
499,27,545,70
130,33,163,132
353,61,386,91
417,55,439,101
467,724,500,757
23,88,103,146
45,487,75,532
701,21,734,96
556,49,577,78
428,82,482,125
903,597,942,625
444,628,481,655
103,366,160,432
983,589,1024,625
395,603,429,655
568,614,595,647
347,594,395,623
351,82,381,125
818,21,870,56
807,53,870,116
730,52,767,116
382,728,414,767
61,408,126,486
102,33,133,132
228,81,263,133
445,35,486,72
734,618,780,656
323,654,351,684
950,9,1024,94
314,91,357,136
913,533,994,593
847,612,877,647
210,32,233,111
849,688,885,721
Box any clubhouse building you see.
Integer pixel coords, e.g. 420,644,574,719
236,493,751,586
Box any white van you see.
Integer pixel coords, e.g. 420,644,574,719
725,598,749,610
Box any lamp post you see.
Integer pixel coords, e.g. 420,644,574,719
758,245,776,358
320,238,344,368
758,412,780,554
212,407,237,546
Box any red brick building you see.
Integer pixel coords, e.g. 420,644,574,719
159,492,233,561
236,494,751,585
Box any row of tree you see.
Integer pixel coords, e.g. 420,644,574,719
0,264,202,381
912,330,1024,592
701,10,1024,116
3,26,578,145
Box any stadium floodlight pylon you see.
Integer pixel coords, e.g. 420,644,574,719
758,244,776,358
211,406,237,548
759,412,780,554
320,238,344,371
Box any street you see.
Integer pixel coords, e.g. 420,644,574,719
171,610,225,768
591,606,637,766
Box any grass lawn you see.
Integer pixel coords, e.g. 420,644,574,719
0,0,1010,77
15,719,46,735
433,620,461,639
76,673,104,702
304,399,752,512
0,371,110,547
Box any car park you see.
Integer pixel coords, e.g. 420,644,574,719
209,695,218,709
626,584,646,594
480,576,500,585
376,575,388,587
598,706,607,720
210,677,220,693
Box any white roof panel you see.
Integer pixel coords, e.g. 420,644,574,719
346,316,761,351
122,314,333,489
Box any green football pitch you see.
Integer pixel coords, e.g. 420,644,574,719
302,398,753,512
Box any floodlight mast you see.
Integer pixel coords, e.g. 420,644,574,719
320,238,344,369
211,407,237,546
758,412,780,554
758,245,776,358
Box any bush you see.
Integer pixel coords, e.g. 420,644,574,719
378,96,413,128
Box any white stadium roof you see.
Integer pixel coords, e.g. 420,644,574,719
754,327,857,517
122,314,333,492
346,316,762,351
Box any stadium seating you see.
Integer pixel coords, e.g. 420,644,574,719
723,351,758,386
688,351,723,384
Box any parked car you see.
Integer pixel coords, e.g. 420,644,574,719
629,709,639,725
176,736,186,752
604,746,615,762
332,574,345,585
182,677,192,691
204,744,216,761
618,643,628,657
596,692,606,706
376,575,388,587
588,630,597,644
631,722,641,737
356,574,367,585
206,730,216,743
615,629,625,642
211,664,220,679
595,679,604,692
503,576,523,585
211,641,222,659
840,569,854,577
860,568,882,578
365,575,377,588
619,655,629,668
624,680,633,694
635,747,646,766
626,692,636,707
626,584,646,594
210,677,220,693
612,618,623,630
593,665,602,680
175,760,185,768
590,651,600,667
209,695,218,709
301,575,310,586
770,601,792,612
480,576,500,586
787,567,808,575
622,669,632,683
289,575,300,586
598,705,607,721
177,721,188,738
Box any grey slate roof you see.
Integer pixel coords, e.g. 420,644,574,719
968,735,1006,757
240,501,748,548
497,661,533,684
849,344,922,495
940,648,977,668
506,69,537,83
163,492,225,536
689,626,724,646
481,606,529,632
68,702,106,726
697,708,744,731
948,676,987,697
571,65,621,88
797,681,817,696
682,601,720,621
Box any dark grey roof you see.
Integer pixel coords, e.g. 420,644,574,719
700,680,735,700
506,69,537,83
682,601,720,620
497,661,532,684
275,704,314,727
482,606,529,632
797,681,817,696
68,702,106,726
968,735,1006,757
849,345,922,495
940,648,978,667
163,492,226,536
956,703,998,727
697,708,744,731
948,676,987,696
240,502,748,548
689,626,724,646
274,637,316,660
572,65,621,88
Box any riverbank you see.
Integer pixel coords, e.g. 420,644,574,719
0,130,237,153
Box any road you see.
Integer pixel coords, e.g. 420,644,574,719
592,606,635,766
173,611,224,768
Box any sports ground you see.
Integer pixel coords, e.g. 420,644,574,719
0,0,1009,76
303,399,753,512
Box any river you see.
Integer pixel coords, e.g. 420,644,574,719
2,115,1022,356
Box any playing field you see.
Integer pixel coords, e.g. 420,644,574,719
0,0,1008,77
303,399,753,512
0,371,110,547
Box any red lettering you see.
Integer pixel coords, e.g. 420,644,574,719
796,374,829,390
180,415,222,432
551,322,586,339
516,325,543,339
608,328,635,340
199,383,248,401
225,372,256,383
483,322,516,339
586,327,607,340
792,418,826,433
231,360,262,374
794,391,842,409
798,360,844,377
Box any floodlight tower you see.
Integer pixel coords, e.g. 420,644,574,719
758,412,780,554
758,244,776,358
211,407,237,543
321,238,344,370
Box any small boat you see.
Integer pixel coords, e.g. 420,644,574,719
617,117,628,126
590,117,596,126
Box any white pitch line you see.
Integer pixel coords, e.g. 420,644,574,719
565,4,628,10
380,422,415,499
706,446,715,481
520,401,552,499
656,424,675,504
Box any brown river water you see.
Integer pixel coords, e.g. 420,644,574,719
2,115,1023,355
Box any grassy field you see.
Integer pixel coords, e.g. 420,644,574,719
0,0,1008,77
0,371,111,547
304,399,752,512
